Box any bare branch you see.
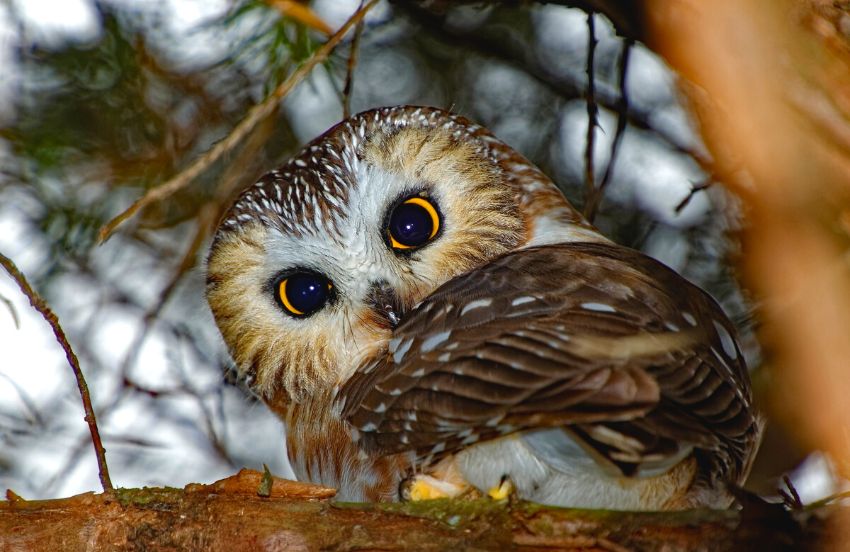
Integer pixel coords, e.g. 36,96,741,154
343,2,366,119
585,38,633,222
97,0,380,243
583,12,599,215
397,3,705,165
779,475,804,511
0,252,112,492
674,178,713,214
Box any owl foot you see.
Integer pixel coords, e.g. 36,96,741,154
402,474,468,501
487,476,514,502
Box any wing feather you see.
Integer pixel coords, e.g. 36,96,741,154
337,242,759,483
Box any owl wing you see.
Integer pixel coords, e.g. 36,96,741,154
336,242,756,480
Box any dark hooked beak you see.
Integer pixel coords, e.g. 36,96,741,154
366,280,405,329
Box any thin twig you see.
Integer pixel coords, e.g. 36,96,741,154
583,12,598,211
342,1,366,119
0,292,20,329
97,0,380,243
804,489,850,511
0,252,113,492
779,474,804,510
585,38,633,222
675,178,714,214
396,3,707,167
77,113,271,485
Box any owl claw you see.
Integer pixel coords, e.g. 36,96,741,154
487,476,514,501
402,474,467,501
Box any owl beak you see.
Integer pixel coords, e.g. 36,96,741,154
366,280,404,330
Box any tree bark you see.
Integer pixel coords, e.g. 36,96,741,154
0,471,834,551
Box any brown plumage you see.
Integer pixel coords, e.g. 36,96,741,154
206,106,760,509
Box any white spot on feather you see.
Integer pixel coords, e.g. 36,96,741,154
711,348,736,380
580,302,617,313
393,338,414,364
461,434,479,446
421,331,451,353
682,312,697,326
485,416,503,427
713,320,738,359
511,296,536,306
461,298,493,316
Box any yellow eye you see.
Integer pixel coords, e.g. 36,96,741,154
276,272,333,318
387,196,441,251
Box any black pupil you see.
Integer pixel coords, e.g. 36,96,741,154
389,201,433,247
286,273,329,314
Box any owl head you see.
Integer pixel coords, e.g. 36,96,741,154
206,106,599,403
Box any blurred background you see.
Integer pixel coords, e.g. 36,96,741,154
0,0,837,502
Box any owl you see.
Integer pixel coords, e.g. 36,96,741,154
206,106,761,510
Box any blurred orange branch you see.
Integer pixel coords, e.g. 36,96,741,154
639,2,850,542
267,0,333,36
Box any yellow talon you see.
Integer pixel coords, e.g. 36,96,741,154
487,477,513,501
410,480,447,501
405,475,466,501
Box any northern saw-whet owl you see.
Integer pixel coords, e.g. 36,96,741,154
206,106,761,510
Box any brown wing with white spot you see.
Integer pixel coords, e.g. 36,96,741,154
337,243,759,484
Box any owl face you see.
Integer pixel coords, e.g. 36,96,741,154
207,108,546,401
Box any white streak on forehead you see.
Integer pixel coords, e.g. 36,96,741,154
261,162,424,302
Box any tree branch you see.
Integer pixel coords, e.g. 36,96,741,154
397,2,704,165
0,470,835,551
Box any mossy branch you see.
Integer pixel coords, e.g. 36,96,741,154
0,470,835,551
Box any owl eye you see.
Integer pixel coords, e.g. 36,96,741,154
387,196,441,251
275,271,333,318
